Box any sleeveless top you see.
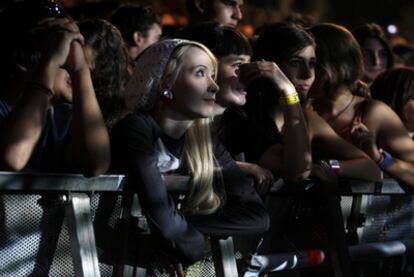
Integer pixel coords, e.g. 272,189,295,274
336,100,369,143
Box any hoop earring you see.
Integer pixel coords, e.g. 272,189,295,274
161,89,173,101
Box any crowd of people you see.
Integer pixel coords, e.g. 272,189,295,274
1,0,414,275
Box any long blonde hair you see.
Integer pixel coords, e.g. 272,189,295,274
161,41,222,215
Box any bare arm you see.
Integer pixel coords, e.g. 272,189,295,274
64,41,110,176
363,101,414,187
309,108,382,182
236,161,274,194
0,19,80,171
239,61,312,182
0,63,55,170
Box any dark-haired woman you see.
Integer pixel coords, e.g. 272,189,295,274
310,23,414,187
352,23,394,87
222,23,381,185
371,67,414,139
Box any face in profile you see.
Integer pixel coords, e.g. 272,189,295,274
169,46,219,119
280,45,316,99
361,38,388,84
216,54,250,107
212,0,243,28
140,23,162,54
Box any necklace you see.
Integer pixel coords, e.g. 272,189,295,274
326,94,355,123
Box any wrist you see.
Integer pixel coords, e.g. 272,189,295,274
327,159,340,175
32,61,59,91
376,149,393,170
317,159,340,175
279,92,300,106
25,81,54,100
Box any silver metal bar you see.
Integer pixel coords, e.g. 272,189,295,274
211,236,239,277
66,192,101,277
0,171,124,192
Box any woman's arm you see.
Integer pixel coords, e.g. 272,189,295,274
0,19,84,171
239,61,312,182
236,161,274,194
309,108,382,182
363,101,414,187
110,114,205,263
64,40,110,176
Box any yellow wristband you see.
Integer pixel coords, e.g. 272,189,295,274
279,92,300,106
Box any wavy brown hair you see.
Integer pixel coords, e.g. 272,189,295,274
78,19,131,129
309,23,364,97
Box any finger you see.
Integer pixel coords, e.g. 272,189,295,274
70,32,85,45
41,17,70,28
256,181,266,194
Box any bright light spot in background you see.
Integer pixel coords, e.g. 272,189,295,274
387,24,398,34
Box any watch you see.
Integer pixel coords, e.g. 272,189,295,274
328,159,340,175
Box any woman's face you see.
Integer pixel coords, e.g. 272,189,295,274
361,38,388,84
216,54,250,108
169,47,219,119
280,45,316,99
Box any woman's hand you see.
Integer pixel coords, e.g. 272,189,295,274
350,122,381,162
35,18,85,70
238,60,296,96
251,164,274,194
310,163,338,196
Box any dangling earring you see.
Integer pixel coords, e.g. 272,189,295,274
161,89,173,101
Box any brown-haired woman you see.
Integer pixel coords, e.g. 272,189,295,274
310,23,414,187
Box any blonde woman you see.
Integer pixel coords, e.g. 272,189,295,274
110,39,269,266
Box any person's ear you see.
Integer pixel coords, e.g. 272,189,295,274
194,0,207,13
133,31,144,48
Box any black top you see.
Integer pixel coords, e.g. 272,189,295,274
218,106,283,164
110,112,269,263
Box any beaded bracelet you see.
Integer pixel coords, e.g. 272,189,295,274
279,92,300,106
26,81,54,98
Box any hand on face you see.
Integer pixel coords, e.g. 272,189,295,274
238,60,296,96
35,18,85,70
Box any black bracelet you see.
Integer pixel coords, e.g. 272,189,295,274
25,81,54,98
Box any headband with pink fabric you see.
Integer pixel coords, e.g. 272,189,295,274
124,39,188,112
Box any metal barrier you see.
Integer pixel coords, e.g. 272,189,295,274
2,171,413,277
0,171,124,277
243,178,414,277
0,172,238,277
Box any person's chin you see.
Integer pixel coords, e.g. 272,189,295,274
232,90,247,106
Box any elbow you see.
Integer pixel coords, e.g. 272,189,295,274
1,151,28,171
80,162,110,177
2,160,26,172
73,151,110,177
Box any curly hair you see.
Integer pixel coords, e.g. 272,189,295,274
78,19,131,128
